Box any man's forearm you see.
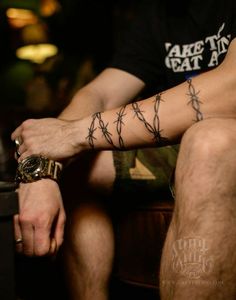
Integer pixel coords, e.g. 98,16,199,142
58,85,105,121
66,38,236,153
11,66,236,162
74,67,236,153
12,40,236,161
58,68,145,121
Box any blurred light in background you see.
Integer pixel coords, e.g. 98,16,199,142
1,0,60,63
0,0,41,15
6,8,38,28
16,43,58,64
40,0,61,17
16,22,58,63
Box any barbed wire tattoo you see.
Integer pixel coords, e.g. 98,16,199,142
114,105,126,149
187,78,204,122
96,112,119,149
153,93,169,145
86,112,120,150
86,94,170,150
86,113,97,148
131,93,168,145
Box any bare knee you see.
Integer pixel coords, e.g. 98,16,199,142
174,118,236,226
179,118,236,161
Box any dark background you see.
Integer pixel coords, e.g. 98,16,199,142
0,0,142,111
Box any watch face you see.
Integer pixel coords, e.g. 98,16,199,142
16,155,62,183
22,156,42,173
18,155,47,182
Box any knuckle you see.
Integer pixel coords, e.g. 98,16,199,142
22,119,34,128
19,213,42,227
18,214,32,225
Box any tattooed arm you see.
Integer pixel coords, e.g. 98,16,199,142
76,73,232,152
12,38,236,160
13,38,236,161
59,68,145,120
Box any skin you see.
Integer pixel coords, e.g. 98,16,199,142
12,38,236,255
14,179,65,256
10,37,236,298
160,118,236,299
11,68,145,257
12,63,236,160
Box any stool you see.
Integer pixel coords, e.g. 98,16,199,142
0,181,19,300
113,197,174,298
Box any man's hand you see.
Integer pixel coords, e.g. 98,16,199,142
14,179,66,256
11,118,80,162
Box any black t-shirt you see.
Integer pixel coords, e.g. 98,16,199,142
110,0,236,94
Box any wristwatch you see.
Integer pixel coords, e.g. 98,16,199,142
15,155,63,183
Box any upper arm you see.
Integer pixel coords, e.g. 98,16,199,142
219,37,236,73
95,38,236,109
85,67,146,109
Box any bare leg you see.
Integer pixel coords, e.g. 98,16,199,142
60,151,116,300
160,118,236,299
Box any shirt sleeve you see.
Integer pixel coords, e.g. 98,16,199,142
109,2,165,91
232,1,236,40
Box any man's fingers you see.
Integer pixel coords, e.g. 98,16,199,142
48,238,57,257
17,144,29,162
14,214,23,253
34,226,52,256
15,218,58,257
54,211,66,251
11,126,22,141
20,219,34,256
15,179,65,257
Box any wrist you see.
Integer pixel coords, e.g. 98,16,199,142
72,119,90,152
15,155,63,183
